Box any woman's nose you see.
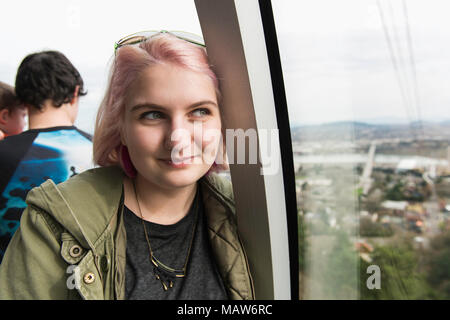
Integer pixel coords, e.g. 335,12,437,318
163,117,194,151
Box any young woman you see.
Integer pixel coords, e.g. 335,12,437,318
0,31,254,300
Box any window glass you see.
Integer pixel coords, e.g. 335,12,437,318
272,0,450,299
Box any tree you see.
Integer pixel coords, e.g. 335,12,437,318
360,240,433,299
385,182,404,201
423,231,450,299
360,217,394,237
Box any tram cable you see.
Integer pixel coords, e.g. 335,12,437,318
376,0,423,141
402,0,425,139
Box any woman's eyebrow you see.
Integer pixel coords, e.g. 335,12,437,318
130,103,166,112
130,100,218,113
191,100,219,109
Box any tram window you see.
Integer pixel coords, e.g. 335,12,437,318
272,0,450,299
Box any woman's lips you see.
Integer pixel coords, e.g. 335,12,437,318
159,155,200,168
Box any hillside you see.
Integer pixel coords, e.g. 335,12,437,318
291,121,450,142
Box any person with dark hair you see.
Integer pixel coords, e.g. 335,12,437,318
0,51,94,263
0,81,27,140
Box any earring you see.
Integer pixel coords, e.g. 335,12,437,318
120,145,137,178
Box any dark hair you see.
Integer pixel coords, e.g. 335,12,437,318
15,51,87,110
0,81,21,112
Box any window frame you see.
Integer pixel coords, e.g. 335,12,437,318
195,0,299,299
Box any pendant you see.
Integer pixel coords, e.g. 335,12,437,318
155,273,174,291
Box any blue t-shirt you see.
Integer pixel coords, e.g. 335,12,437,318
0,126,93,262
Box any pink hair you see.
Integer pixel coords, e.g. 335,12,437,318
93,33,224,174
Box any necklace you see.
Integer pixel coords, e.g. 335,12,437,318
132,179,198,291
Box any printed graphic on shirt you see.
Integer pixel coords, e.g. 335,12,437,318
0,129,93,260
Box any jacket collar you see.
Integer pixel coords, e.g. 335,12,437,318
27,166,124,251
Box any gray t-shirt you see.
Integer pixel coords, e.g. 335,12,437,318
124,186,228,300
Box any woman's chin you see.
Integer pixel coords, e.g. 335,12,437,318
155,168,207,189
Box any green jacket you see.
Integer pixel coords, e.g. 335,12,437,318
0,166,254,300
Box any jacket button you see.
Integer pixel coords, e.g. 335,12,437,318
69,245,83,258
83,272,95,284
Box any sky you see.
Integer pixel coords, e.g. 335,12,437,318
1,0,450,132
273,0,450,125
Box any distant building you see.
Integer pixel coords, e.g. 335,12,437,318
381,200,408,211
406,203,427,216
397,159,418,172
404,211,425,233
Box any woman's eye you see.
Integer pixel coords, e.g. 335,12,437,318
191,108,210,117
141,111,163,120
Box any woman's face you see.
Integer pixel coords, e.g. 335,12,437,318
122,63,222,189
